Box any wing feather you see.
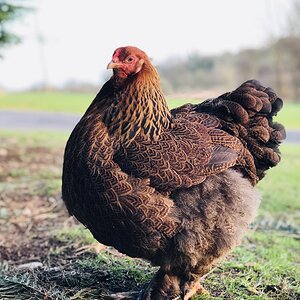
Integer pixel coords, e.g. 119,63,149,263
114,112,243,192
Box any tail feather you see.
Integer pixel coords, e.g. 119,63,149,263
196,80,286,183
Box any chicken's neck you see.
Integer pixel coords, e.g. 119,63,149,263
104,67,172,146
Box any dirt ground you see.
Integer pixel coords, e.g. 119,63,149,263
0,136,153,299
0,139,67,248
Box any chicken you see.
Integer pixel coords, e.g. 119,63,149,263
62,46,285,300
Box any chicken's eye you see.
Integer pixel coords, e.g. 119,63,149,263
126,56,134,63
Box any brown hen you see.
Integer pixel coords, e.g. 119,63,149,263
62,46,285,299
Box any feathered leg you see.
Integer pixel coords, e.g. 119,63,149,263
138,269,182,300
138,269,212,300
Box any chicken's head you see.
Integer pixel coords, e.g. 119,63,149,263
107,46,148,80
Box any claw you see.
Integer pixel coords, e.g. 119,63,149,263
107,291,139,299
137,269,182,300
75,243,106,255
183,281,209,300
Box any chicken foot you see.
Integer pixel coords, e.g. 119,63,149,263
137,268,211,300
137,269,182,300
182,279,209,300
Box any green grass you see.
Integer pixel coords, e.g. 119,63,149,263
0,131,299,299
48,227,300,300
50,136,299,299
196,230,300,299
77,252,154,290
0,91,194,113
0,91,94,113
257,144,300,225
56,226,96,246
0,130,65,196
274,102,300,130
0,130,69,147
0,91,299,129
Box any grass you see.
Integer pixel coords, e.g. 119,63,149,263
76,252,155,291
0,91,196,113
54,142,299,299
56,226,96,246
53,227,300,299
0,130,69,147
54,226,299,299
198,231,300,299
0,131,299,299
274,102,300,130
1,91,299,129
257,144,300,227
0,91,93,113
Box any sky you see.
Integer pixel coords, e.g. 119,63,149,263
0,0,293,91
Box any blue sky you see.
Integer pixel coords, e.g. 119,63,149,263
0,0,292,90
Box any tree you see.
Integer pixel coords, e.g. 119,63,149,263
287,0,300,36
0,1,26,51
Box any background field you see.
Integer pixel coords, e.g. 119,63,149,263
0,91,300,129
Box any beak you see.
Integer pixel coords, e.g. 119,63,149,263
107,61,121,69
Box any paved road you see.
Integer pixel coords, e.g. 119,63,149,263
0,110,299,143
0,110,81,132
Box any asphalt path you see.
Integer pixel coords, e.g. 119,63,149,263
0,110,81,132
0,110,299,144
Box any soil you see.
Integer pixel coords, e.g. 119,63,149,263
0,137,144,299
0,138,68,249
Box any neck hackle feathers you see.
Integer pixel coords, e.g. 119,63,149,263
103,46,172,146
